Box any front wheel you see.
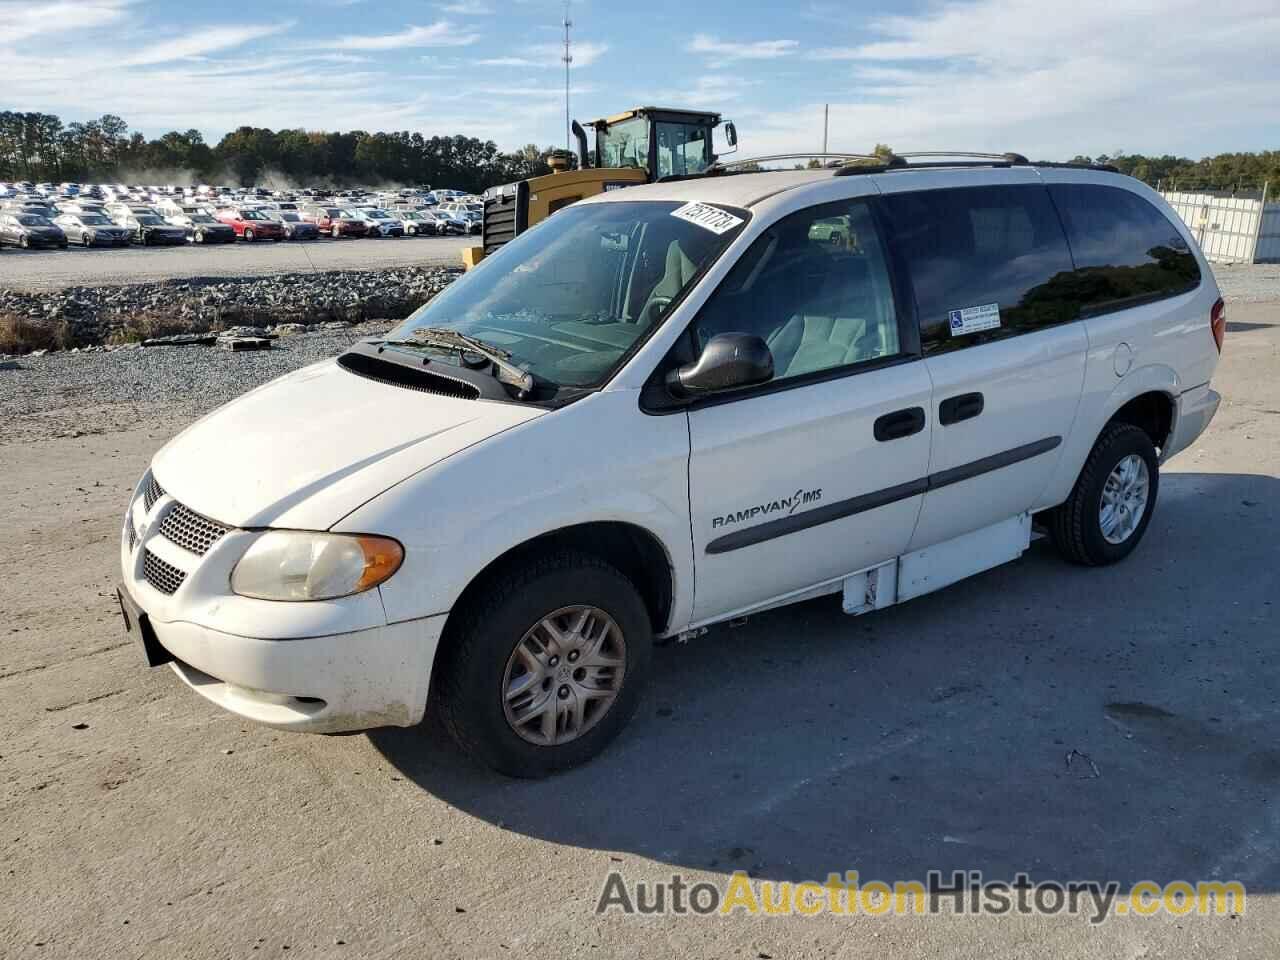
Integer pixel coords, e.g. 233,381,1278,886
1047,422,1159,566
436,551,653,777
243,228,254,242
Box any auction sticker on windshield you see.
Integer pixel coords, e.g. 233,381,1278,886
670,201,745,235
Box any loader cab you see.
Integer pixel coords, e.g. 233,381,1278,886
589,107,736,180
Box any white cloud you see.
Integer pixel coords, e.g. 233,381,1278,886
737,0,1280,161
476,56,541,67
477,41,608,69
439,0,494,14
331,21,479,50
687,34,798,67
121,22,294,66
0,0,134,43
636,74,756,108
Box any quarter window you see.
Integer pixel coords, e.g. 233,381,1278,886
880,185,1077,354
690,200,901,383
1049,184,1200,314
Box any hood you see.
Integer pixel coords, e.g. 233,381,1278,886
151,358,544,529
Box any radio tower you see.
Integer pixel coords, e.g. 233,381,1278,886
562,1,573,153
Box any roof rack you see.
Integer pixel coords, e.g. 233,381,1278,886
713,152,892,171
672,150,1122,183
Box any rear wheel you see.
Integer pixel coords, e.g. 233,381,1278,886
436,551,652,778
1047,422,1159,566
243,228,254,242
82,233,93,247
193,230,204,244
332,225,342,239
19,235,30,248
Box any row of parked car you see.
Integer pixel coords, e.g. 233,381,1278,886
0,180,484,250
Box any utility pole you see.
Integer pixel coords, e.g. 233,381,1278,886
822,103,829,155
562,1,573,154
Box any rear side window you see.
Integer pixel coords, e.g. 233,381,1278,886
880,185,1077,354
1049,184,1200,314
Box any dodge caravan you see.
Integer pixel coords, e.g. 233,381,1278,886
118,158,1223,776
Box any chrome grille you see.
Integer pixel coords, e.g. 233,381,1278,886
143,473,164,512
142,550,186,595
159,503,229,556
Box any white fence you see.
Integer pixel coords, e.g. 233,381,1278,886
1160,186,1278,263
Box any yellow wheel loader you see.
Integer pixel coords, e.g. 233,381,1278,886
462,106,737,269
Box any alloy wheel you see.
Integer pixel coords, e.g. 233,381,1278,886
1099,454,1150,544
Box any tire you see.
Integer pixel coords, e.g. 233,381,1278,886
82,234,93,247
436,550,653,778
243,228,254,242
19,235,29,249
194,230,204,244
1047,422,1159,566
332,225,342,239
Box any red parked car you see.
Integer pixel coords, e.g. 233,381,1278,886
215,207,285,241
302,206,369,238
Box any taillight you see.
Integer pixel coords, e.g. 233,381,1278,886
1210,297,1226,354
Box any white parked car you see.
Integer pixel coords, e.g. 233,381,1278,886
352,207,406,237
118,159,1223,776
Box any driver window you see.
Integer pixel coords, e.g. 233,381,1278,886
691,200,901,382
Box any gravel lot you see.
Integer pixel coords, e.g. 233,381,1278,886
1213,262,1280,303
0,235,473,291
0,322,394,444
0,271,1277,959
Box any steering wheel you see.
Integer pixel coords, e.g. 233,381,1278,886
638,296,672,326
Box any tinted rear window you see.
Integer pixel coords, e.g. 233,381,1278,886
880,185,1077,353
1049,184,1200,314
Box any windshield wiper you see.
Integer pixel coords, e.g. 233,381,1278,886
379,327,535,396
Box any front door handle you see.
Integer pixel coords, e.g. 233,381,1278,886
874,406,926,442
939,392,984,425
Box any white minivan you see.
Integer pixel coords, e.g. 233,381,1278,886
118,159,1224,776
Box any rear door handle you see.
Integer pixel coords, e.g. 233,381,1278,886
939,392,984,425
873,406,926,442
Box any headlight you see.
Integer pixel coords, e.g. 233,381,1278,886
230,531,403,602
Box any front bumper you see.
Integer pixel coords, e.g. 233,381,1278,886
1163,384,1221,463
152,606,441,732
119,474,443,733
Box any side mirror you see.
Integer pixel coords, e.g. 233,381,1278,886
724,121,738,147
666,333,773,397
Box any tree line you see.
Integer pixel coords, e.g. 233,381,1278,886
0,111,561,192
1070,151,1280,193
4,111,1278,195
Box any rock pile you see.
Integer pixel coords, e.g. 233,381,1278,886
0,266,459,353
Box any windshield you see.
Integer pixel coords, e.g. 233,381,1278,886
241,209,267,220
135,215,163,225
364,210,391,219
385,200,748,389
190,214,217,223
598,117,649,170
80,214,111,224
17,215,48,225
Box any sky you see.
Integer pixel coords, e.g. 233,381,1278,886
2,0,1278,160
